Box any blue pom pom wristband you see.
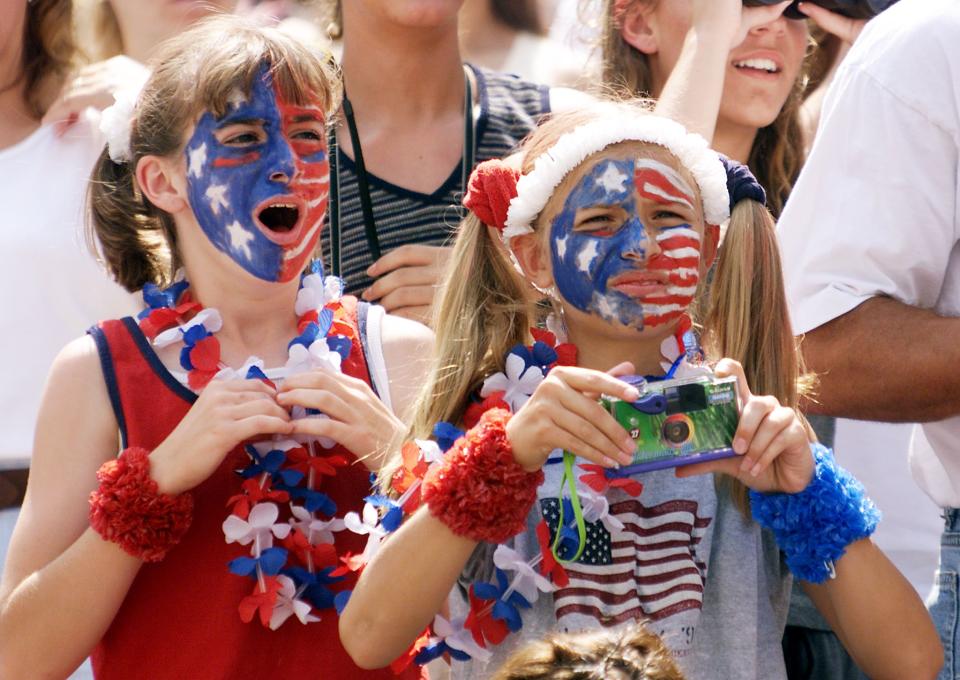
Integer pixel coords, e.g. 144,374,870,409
749,443,881,584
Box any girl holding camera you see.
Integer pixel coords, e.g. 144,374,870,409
337,102,939,679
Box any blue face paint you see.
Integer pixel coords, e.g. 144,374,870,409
549,157,701,330
185,64,329,282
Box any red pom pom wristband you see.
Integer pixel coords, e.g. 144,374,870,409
422,409,543,544
89,447,194,562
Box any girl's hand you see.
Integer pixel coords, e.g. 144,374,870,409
151,379,293,495
42,56,150,134
676,359,814,493
506,366,640,473
689,0,793,49
797,2,866,46
276,369,405,470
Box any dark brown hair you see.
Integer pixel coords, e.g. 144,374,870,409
491,624,685,680
491,0,545,35
19,0,78,118
87,15,341,292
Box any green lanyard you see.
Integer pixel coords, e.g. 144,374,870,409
551,450,589,564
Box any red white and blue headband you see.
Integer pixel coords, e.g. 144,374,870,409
464,113,733,242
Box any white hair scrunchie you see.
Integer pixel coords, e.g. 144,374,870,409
99,88,140,164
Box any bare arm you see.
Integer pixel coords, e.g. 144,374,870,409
0,337,141,679
0,336,294,678
800,296,960,421
804,539,942,680
339,507,477,669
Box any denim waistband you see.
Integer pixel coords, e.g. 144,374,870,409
945,507,960,532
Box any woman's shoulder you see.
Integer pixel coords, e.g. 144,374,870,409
378,312,434,417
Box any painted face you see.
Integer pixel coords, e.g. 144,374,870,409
185,64,329,282
549,156,702,331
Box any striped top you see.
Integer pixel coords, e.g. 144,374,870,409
322,64,551,294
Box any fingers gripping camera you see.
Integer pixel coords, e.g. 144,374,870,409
603,374,740,475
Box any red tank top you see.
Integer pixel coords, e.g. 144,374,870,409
88,297,422,679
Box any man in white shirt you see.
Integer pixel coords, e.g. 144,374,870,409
777,0,959,675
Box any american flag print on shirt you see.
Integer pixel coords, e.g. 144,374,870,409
541,496,713,626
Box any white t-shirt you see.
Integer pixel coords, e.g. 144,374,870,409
777,0,960,508
0,111,138,468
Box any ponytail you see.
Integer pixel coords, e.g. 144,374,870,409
701,199,811,512
377,214,535,491
86,147,178,292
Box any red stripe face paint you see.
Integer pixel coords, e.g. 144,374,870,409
549,156,704,331
184,63,329,282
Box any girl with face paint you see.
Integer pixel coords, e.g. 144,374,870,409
338,104,938,679
0,17,431,680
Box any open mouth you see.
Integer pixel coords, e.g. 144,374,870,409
733,58,782,76
258,204,299,232
254,197,304,244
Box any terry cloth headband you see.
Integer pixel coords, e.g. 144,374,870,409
463,114,732,243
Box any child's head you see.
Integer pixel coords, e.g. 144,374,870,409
490,624,685,680
497,106,728,342
89,15,340,291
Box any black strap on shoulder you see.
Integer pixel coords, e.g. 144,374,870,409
328,67,477,278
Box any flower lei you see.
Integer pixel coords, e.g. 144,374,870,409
137,266,695,665
358,316,696,674
137,262,370,630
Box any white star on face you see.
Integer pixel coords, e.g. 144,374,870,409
555,235,568,259
595,294,616,320
188,142,207,179
596,163,628,194
576,240,599,274
226,220,254,260
205,184,229,215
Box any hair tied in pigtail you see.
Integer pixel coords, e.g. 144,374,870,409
463,158,521,234
718,155,766,211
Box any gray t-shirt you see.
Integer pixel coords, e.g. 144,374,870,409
450,465,791,680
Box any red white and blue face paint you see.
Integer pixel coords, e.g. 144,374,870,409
185,64,329,282
549,157,701,330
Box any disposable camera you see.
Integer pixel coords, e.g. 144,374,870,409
601,374,740,475
742,0,898,19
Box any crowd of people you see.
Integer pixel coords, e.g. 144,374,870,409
0,0,955,679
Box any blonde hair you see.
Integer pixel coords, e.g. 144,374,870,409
592,0,811,217
381,103,806,515
86,15,341,292
18,0,79,118
491,624,685,680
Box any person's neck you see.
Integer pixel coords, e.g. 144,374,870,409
459,0,515,67
112,17,167,64
565,321,674,378
712,119,758,164
184,263,302,367
340,12,465,124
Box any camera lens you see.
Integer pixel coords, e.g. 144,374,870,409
662,419,691,446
